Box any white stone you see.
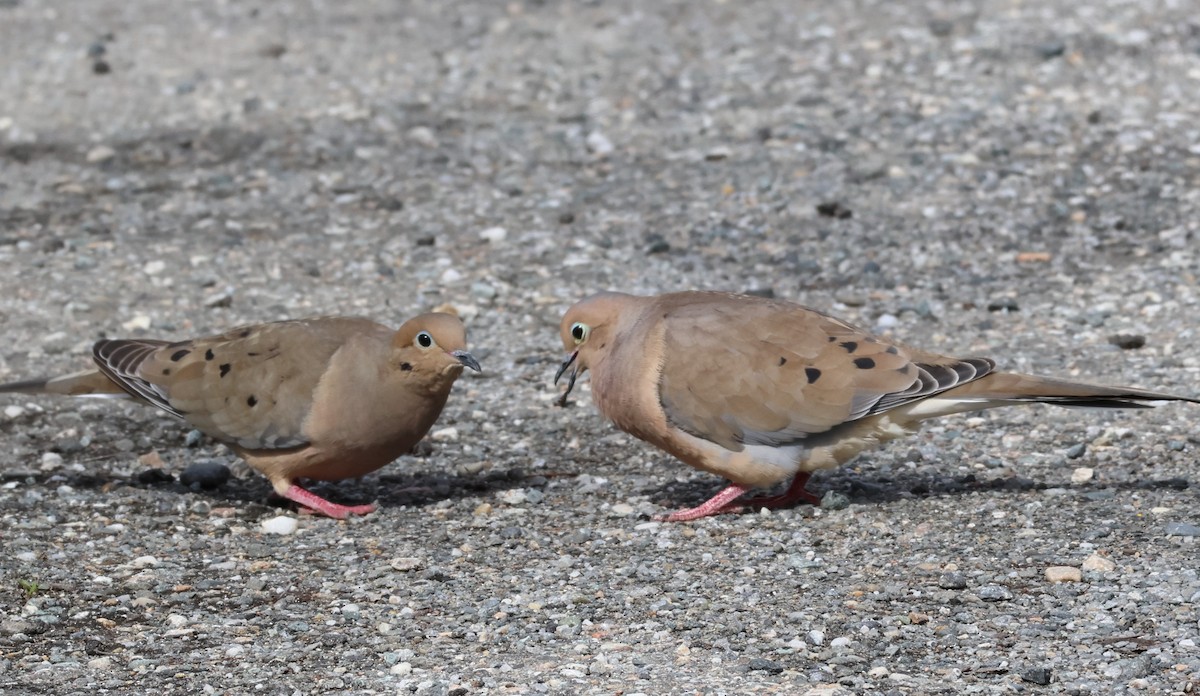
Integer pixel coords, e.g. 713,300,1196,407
86,145,116,163
610,503,635,516
130,555,159,569
390,557,422,571
1082,553,1116,572
39,452,63,471
1071,467,1094,483
479,226,507,243
5,405,26,419
143,260,166,275
1045,566,1082,583
122,314,152,331
430,427,459,442
586,131,614,156
497,489,527,505
408,127,437,148
260,516,299,535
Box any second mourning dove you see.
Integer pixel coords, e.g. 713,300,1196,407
555,291,1199,522
0,314,481,519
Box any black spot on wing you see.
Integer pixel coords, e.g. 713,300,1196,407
840,341,858,353
170,349,190,362
853,357,875,369
779,357,787,366
247,395,258,407
205,349,214,361
219,363,231,377
805,367,821,383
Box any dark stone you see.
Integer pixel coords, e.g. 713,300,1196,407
180,461,231,490
645,233,670,254
136,468,175,485
1021,667,1052,685
928,18,954,37
816,201,852,219
1037,40,1066,60
1108,333,1146,350
746,658,784,674
986,298,1019,312
938,572,968,590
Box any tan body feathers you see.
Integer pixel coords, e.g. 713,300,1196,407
0,314,480,519
556,291,1199,521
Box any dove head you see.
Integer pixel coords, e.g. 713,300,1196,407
555,292,639,404
391,313,481,382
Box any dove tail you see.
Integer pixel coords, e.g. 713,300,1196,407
0,370,128,398
951,372,1199,406
899,372,1199,419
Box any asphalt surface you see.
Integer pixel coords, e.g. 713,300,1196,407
2,1,1200,694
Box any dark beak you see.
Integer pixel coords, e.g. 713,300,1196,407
554,351,580,406
451,350,482,372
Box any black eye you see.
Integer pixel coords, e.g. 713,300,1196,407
570,323,587,342
416,331,433,348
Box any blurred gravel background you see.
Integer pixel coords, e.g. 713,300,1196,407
2,0,1200,694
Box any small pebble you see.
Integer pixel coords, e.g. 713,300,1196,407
820,491,850,510
39,452,63,471
479,227,507,243
977,584,1013,601
390,557,422,571
260,516,299,535
1045,566,1082,583
746,658,783,674
1082,553,1115,572
1065,443,1086,459
585,131,614,156
1021,667,1052,685
815,201,852,219
179,461,231,489
1108,334,1146,350
430,427,459,442
1071,467,1094,484
1165,522,1200,537
939,572,968,590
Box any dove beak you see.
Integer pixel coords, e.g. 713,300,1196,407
554,351,581,406
451,350,482,372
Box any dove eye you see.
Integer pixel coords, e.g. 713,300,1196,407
570,322,590,343
415,331,434,348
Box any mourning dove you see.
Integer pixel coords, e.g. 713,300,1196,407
555,291,1199,522
0,314,481,519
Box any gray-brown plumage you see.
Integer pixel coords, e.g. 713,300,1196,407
1,314,480,519
555,291,1198,522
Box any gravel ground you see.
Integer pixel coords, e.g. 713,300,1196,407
2,0,1200,694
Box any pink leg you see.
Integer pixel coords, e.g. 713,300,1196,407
281,484,377,520
737,472,822,509
655,483,752,522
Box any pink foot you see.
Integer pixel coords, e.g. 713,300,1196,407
655,483,752,522
281,484,377,520
654,474,823,522
737,472,822,509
